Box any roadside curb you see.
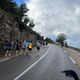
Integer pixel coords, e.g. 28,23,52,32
0,57,10,63
0,53,21,63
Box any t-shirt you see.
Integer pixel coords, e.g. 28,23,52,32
37,43,41,47
28,43,33,48
22,40,29,48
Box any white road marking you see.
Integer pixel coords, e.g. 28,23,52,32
69,56,76,64
14,47,51,80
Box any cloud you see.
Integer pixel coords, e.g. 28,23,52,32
27,0,80,48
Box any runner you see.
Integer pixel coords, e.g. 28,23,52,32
46,42,48,46
15,40,21,55
4,39,12,57
36,41,41,52
0,42,4,55
21,40,29,55
28,41,33,55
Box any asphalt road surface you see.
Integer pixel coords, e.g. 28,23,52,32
0,44,80,80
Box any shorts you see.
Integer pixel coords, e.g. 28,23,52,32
16,47,20,50
7,49,12,51
28,48,32,51
22,48,25,51
37,47,40,50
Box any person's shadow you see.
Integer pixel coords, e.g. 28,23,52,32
62,70,79,80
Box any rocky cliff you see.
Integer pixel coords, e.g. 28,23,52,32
0,9,20,45
0,9,37,51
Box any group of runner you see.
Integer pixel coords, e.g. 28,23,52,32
36,41,48,52
3,39,33,57
1,38,48,57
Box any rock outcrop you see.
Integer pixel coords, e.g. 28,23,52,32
0,9,37,52
0,9,20,45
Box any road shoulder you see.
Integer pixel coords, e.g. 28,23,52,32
64,48,80,68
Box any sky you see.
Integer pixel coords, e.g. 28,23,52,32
15,0,24,5
16,0,80,48
15,0,29,5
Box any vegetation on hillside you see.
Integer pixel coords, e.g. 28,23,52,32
45,38,53,43
0,0,35,31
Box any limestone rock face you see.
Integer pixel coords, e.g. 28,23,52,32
0,10,20,45
0,9,37,49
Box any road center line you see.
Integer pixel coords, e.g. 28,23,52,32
14,47,51,80
69,56,76,64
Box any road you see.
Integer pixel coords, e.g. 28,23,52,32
0,45,80,80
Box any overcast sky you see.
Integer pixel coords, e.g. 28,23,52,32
25,0,80,48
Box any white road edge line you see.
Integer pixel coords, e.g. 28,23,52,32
69,56,76,64
14,47,51,80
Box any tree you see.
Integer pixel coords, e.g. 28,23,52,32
19,3,29,19
15,3,30,31
36,33,42,40
28,20,35,28
0,0,18,13
56,33,66,46
0,0,34,31
45,38,53,43
17,3,35,30
0,1,29,19
24,17,30,25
